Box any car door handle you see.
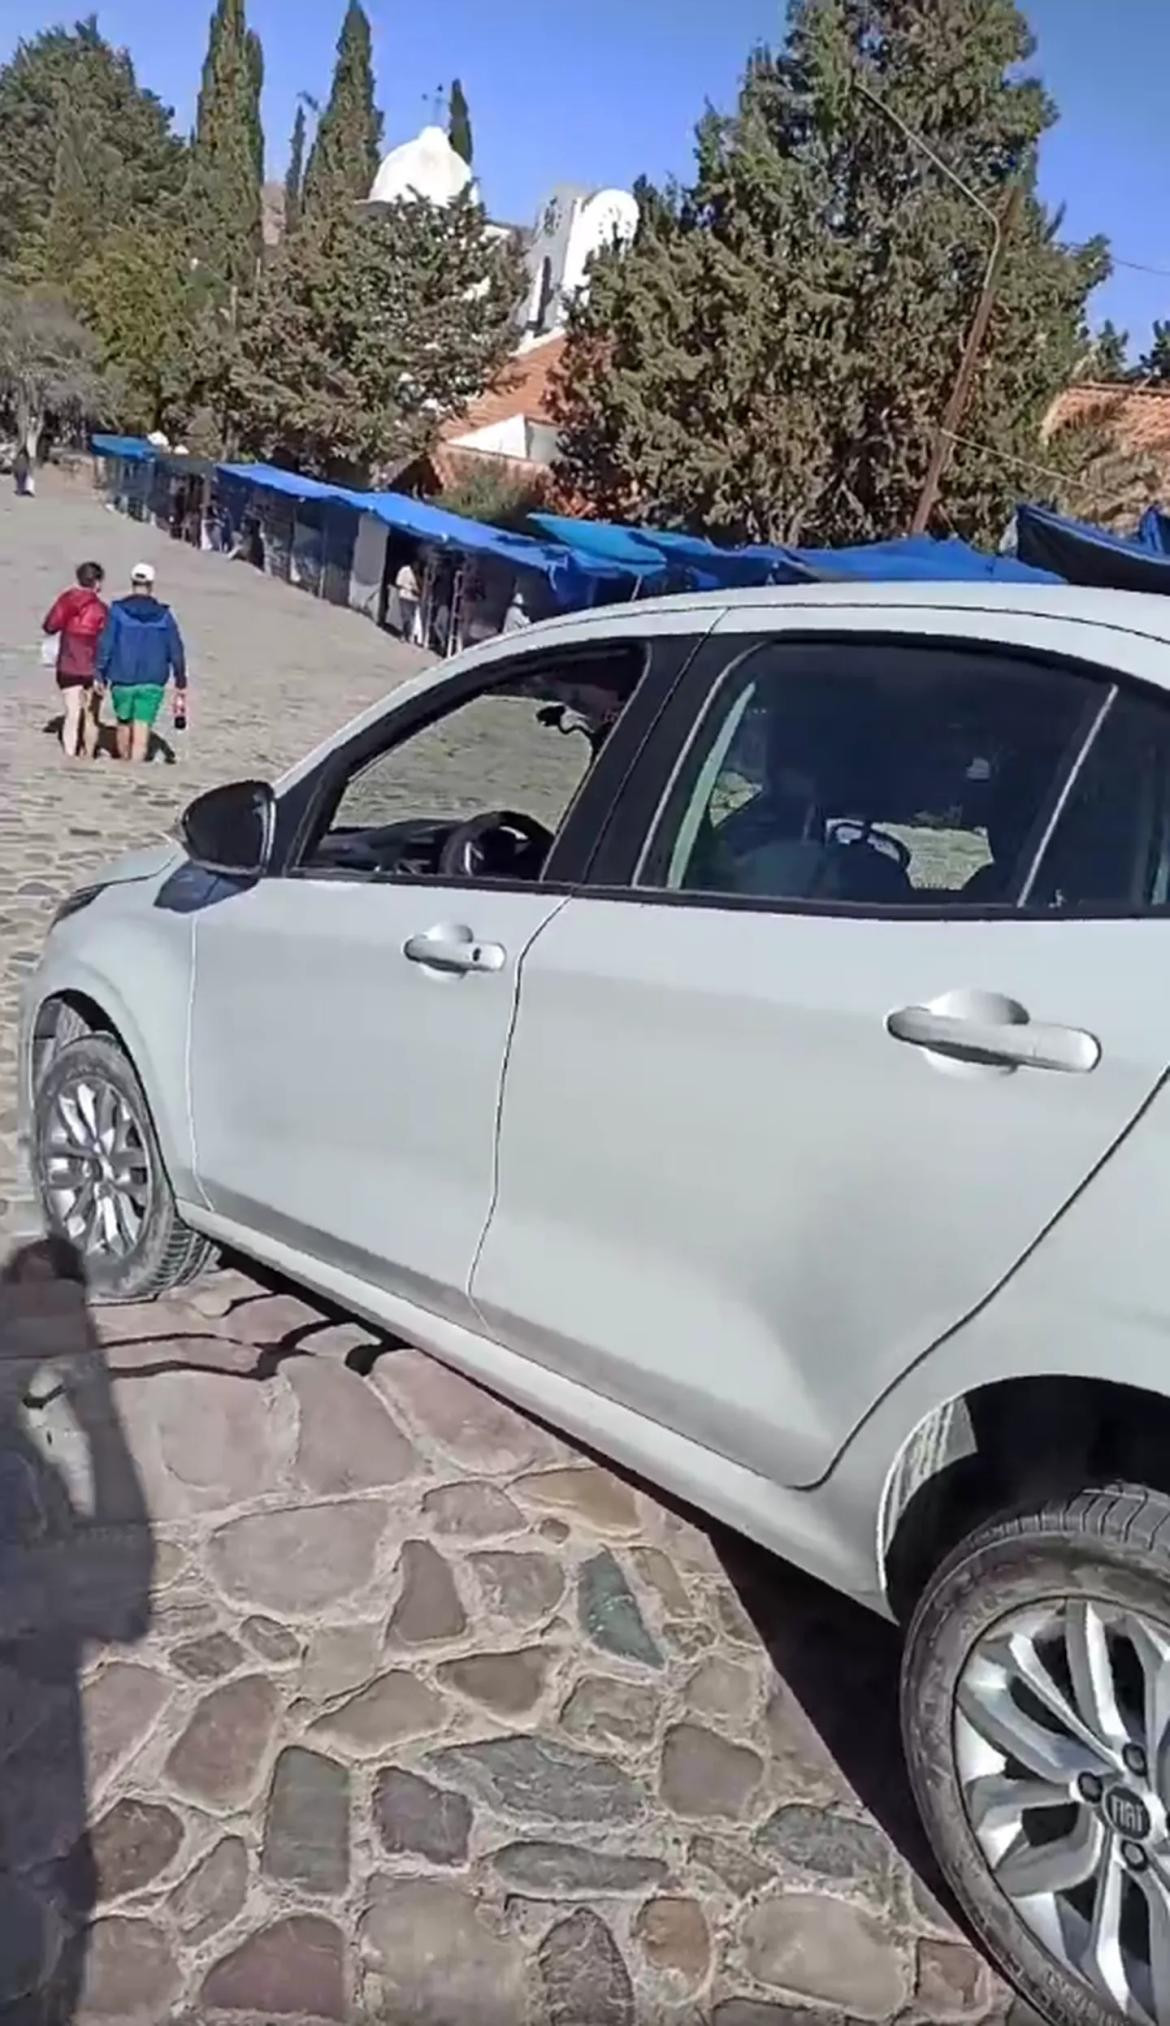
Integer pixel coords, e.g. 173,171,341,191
403,927,506,975
886,1004,1101,1074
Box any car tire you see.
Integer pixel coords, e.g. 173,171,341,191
32,1032,214,1302
903,1485,1170,2026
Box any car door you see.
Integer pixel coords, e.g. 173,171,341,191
187,617,701,1327
471,603,1170,1486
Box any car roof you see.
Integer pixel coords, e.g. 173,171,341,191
537,578,1170,647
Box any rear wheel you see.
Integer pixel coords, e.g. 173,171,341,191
903,1487,1170,2026
32,1033,213,1301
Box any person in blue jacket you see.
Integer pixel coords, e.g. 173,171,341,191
96,562,188,763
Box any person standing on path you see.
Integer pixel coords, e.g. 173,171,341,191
393,557,420,642
12,444,34,498
42,561,108,760
95,562,188,763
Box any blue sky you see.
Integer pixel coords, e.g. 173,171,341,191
3,0,1167,352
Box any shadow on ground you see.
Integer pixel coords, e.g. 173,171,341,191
42,715,176,765
717,1528,949,1884
0,1237,153,2022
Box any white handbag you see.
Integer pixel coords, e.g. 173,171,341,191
40,638,57,668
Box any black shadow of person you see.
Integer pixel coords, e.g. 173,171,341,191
0,1238,153,2023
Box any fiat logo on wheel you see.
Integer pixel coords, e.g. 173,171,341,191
1105,1788,1152,1841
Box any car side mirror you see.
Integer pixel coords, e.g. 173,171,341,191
179,779,275,879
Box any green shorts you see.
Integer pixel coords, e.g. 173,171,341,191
110,684,165,727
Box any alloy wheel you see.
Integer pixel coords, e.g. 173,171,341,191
40,1072,153,1262
956,1596,1170,2023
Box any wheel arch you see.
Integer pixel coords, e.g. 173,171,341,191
28,961,197,1204
881,1374,1170,1622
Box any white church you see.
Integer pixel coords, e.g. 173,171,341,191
361,125,638,488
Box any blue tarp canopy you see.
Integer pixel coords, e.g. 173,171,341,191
528,513,672,581
796,533,1057,585
531,513,804,589
533,512,1054,587
638,528,804,587
92,434,157,462
217,463,354,505
1016,504,1170,595
349,490,634,600
533,512,818,588
213,460,1059,608
1139,506,1170,556
215,467,635,601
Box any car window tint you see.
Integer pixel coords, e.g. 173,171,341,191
640,639,1098,910
302,646,644,880
1029,687,1170,912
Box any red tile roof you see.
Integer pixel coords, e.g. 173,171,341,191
440,334,567,442
1046,382,1170,456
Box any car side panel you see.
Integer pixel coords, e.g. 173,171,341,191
821,1068,1170,1597
23,885,200,1201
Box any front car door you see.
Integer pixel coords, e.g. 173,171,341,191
187,615,704,1327
472,601,1170,1485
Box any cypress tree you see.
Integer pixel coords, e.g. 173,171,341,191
187,0,263,297
284,102,307,238
42,101,118,282
301,1,383,226
555,0,1108,549
230,191,521,479
246,29,265,187
1085,319,1128,382
448,79,473,167
1137,321,1170,386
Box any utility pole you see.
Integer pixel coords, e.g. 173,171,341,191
852,79,1023,535
910,180,1024,533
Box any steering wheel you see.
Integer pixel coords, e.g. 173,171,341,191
825,817,912,872
438,809,555,881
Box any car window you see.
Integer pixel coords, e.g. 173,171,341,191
1029,686,1170,912
638,639,1100,910
301,646,644,884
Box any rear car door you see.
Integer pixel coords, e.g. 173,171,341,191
471,603,1170,1486
188,617,702,1326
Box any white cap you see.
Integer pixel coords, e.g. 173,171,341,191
130,562,156,586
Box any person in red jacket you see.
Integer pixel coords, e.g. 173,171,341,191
43,562,108,759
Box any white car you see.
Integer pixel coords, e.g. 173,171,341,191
22,581,1170,2026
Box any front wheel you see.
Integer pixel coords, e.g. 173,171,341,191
32,1033,214,1301
903,1487,1170,2026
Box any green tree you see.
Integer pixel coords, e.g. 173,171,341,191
0,18,184,286
301,1,383,226
41,101,121,283
230,191,520,479
246,29,265,186
1137,319,1170,386
438,458,550,528
186,0,264,299
1081,318,1129,382
554,0,1108,548
0,283,109,457
74,221,189,432
284,102,309,238
448,79,473,167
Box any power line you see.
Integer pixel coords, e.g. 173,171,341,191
940,428,1145,504
1112,256,1170,281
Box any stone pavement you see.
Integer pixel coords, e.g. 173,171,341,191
0,476,1026,2024
0,475,428,1242
0,1261,1017,2026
